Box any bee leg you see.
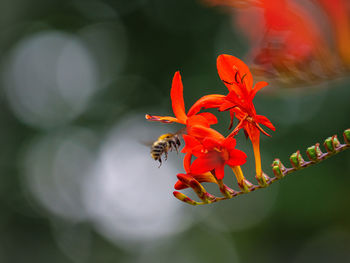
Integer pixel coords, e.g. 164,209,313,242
158,158,162,168
175,138,181,153
174,144,179,153
164,151,168,161
168,141,174,152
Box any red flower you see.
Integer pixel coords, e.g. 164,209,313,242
217,54,275,180
216,54,275,134
181,127,247,180
185,55,275,183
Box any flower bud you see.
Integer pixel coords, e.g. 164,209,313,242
306,143,322,161
271,158,286,172
272,165,284,178
217,181,236,198
324,135,340,152
177,174,210,202
256,172,270,187
343,129,350,145
238,178,253,193
290,150,305,168
173,191,197,205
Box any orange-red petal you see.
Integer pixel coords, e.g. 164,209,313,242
145,114,180,123
251,81,268,99
217,54,253,91
222,137,237,150
214,164,225,180
171,71,187,123
188,125,225,141
190,152,222,174
187,94,226,116
255,115,276,131
181,134,202,153
226,148,247,167
186,114,216,128
197,112,218,125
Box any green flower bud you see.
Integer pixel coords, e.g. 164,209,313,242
306,143,322,161
290,151,305,168
324,135,340,152
272,165,284,178
343,129,350,145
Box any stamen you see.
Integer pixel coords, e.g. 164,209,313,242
241,73,247,83
234,71,239,83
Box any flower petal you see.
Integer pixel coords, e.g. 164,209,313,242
255,115,276,131
251,81,268,99
202,137,220,149
187,115,210,128
222,137,237,150
188,125,225,141
217,54,253,91
226,149,247,167
190,152,222,174
187,94,226,116
218,100,236,112
145,114,180,123
181,134,202,153
197,112,218,125
214,164,225,180
171,71,187,123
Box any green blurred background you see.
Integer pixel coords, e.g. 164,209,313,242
0,0,349,262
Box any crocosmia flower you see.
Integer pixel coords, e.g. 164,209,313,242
186,54,275,184
146,54,278,205
217,54,275,183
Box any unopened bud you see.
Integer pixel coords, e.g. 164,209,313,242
324,135,340,152
256,172,270,187
219,182,236,198
290,151,305,168
177,174,210,202
343,129,350,145
272,158,286,172
173,191,197,205
238,179,253,193
272,165,284,178
306,143,322,161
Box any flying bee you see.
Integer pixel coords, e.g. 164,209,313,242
150,131,182,167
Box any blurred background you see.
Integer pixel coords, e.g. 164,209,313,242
0,0,350,262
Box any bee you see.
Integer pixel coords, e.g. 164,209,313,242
151,133,181,167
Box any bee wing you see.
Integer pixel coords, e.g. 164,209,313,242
140,140,154,147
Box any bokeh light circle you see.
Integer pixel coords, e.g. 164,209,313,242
83,114,191,248
3,31,98,129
